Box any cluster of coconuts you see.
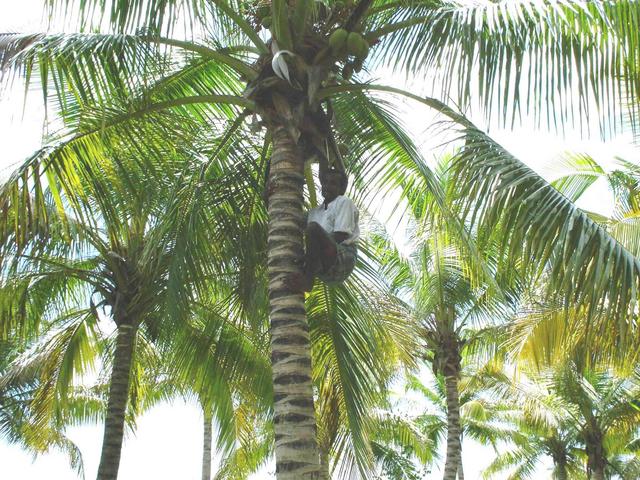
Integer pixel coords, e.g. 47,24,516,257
328,28,369,79
250,1,369,79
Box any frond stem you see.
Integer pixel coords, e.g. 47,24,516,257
365,15,430,41
145,37,258,79
206,0,269,53
318,83,473,127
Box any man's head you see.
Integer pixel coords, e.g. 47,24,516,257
320,169,348,201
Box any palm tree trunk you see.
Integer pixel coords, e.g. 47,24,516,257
443,374,463,480
267,125,321,479
457,456,464,480
202,405,213,480
97,322,137,480
585,428,606,480
555,459,568,480
320,450,330,480
588,458,605,480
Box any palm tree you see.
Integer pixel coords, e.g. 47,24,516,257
306,263,423,477
377,155,519,480
405,364,518,480
485,363,640,480
2,1,640,478
0,133,268,479
162,299,273,480
367,411,436,480
483,377,585,480
0,339,89,476
556,364,640,479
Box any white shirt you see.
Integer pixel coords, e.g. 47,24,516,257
307,195,360,245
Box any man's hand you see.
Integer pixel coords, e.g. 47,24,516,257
333,231,349,244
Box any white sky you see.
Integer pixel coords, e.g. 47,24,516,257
1,1,638,479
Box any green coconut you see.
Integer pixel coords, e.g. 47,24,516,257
329,28,348,53
346,32,363,56
358,39,370,60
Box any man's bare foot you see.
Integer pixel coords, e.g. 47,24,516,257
285,272,314,293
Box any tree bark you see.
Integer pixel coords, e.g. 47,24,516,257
585,426,606,480
588,456,605,480
97,322,137,480
443,374,463,480
555,458,568,480
319,450,330,480
590,466,605,480
267,126,321,479
202,405,213,480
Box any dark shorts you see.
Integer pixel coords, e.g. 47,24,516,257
317,243,357,284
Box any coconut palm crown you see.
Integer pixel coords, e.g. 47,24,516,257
1,1,640,479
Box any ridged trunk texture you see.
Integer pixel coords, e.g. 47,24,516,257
555,460,568,480
551,447,568,480
585,427,606,480
267,126,321,479
443,374,463,480
202,407,213,480
319,450,330,480
97,322,136,480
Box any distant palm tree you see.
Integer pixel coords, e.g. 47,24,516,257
406,364,517,480
367,410,436,480
163,300,273,480
483,376,585,480
0,339,89,476
377,155,520,480
2,1,640,478
0,138,267,479
555,365,640,479
305,227,423,477
486,362,640,480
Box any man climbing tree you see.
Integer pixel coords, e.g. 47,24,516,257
287,168,359,292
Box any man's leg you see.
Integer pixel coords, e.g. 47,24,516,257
305,222,337,272
286,222,337,292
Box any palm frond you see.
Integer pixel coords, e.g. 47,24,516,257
365,0,640,131
551,154,606,203
454,127,640,353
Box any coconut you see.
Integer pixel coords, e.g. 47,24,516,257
346,32,362,56
358,38,370,60
329,28,348,54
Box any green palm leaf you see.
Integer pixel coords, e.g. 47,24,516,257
454,127,640,351
366,0,640,130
